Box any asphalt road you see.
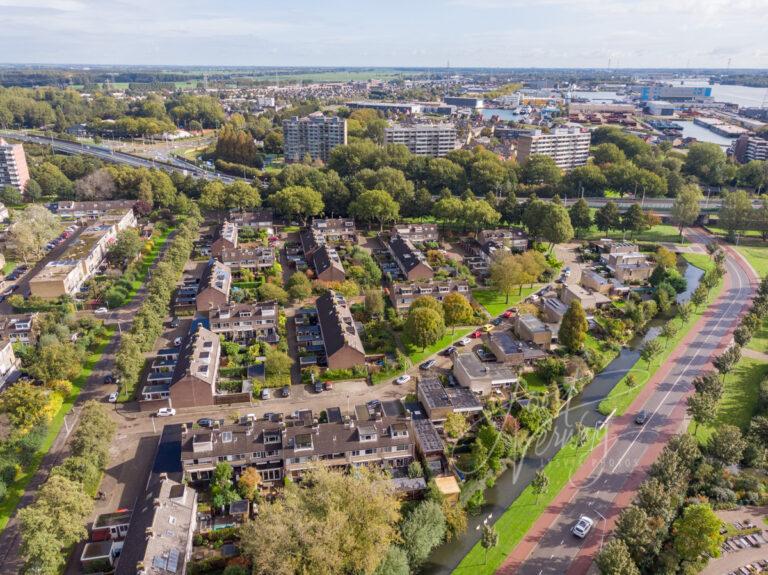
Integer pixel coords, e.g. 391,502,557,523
0,131,239,183
512,228,755,575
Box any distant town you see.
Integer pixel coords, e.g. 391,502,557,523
0,65,766,575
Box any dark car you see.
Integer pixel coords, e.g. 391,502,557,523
170,317,180,328
197,418,214,428
442,346,456,356
104,374,114,385
491,317,503,326
314,380,323,393
634,410,648,425
281,386,291,398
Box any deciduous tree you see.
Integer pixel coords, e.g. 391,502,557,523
559,300,588,353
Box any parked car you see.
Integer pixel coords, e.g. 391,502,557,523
323,381,333,391
634,410,648,425
281,386,291,398
314,380,323,393
94,307,109,314
197,418,214,428
419,359,437,370
470,330,483,338
563,267,572,277
482,324,494,332
571,516,594,538
457,337,472,346
443,346,457,356
491,318,503,326
104,374,114,385
261,388,271,400
170,317,180,328
157,407,176,417
107,392,119,403
395,374,412,385
173,337,183,346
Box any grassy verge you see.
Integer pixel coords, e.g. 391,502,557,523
453,428,606,575
472,285,540,317
404,327,475,365
692,357,768,442
584,222,686,244
124,227,174,301
598,254,722,416
735,244,768,279
0,326,115,531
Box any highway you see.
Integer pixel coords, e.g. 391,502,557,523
503,228,756,575
0,131,240,183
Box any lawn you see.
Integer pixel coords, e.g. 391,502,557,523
472,285,540,318
735,244,768,279
522,371,547,394
2,259,16,275
453,428,606,575
584,222,686,245
598,254,723,416
692,357,768,442
0,326,115,532
404,327,475,365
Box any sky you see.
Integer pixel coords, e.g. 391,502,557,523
0,0,767,68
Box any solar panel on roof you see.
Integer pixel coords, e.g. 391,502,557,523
152,555,168,570
167,548,180,573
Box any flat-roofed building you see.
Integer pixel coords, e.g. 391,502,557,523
196,259,232,313
514,314,553,350
386,235,433,281
0,138,29,192
561,284,611,311
580,269,612,294
450,350,519,396
416,376,482,421
283,113,347,163
542,297,568,323
209,302,280,344
316,291,366,369
169,325,221,409
444,96,484,109
485,330,546,366
606,252,654,283
516,127,591,170
384,124,457,157
477,227,529,251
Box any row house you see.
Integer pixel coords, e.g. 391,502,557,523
218,246,275,277
209,302,280,344
210,220,239,258
386,235,433,281
312,245,346,282
390,223,439,243
227,208,274,233
311,218,356,243
477,227,530,252
169,325,221,409
0,340,21,390
196,259,232,313
315,291,366,369
0,313,37,345
387,279,470,313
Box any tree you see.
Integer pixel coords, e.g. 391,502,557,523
403,307,445,351
444,412,469,440
684,142,729,186
655,246,677,269
520,154,562,186
568,198,593,237
442,292,474,334
677,301,692,322
238,467,262,501
0,185,23,205
614,505,660,568
562,164,607,198
621,203,650,239
532,470,550,503
349,189,400,231
733,324,753,347
27,341,83,384
257,282,289,305
401,500,446,569
634,477,677,525
713,345,741,381
690,284,707,309
719,189,753,242
559,300,588,353
107,228,144,269
211,462,239,511
707,424,747,466
31,162,73,198
286,271,312,301
240,467,400,575
269,185,324,224
595,200,621,235
672,503,724,563
480,523,499,565
74,168,117,201
224,181,261,211
374,546,409,575
489,252,526,302
364,289,385,318
19,475,93,575
542,202,574,249
409,295,445,318
0,381,55,433
640,338,663,368
265,350,292,377
596,539,641,575
686,392,717,433
7,204,61,263
592,142,627,165
671,184,702,239
660,321,679,348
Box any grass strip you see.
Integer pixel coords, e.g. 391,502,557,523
126,227,175,300
453,427,606,575
0,325,115,531
471,285,540,318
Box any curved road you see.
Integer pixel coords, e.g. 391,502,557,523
504,228,756,575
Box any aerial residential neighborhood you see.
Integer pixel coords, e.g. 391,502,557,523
0,4,766,575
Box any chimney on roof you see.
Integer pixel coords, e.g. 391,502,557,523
159,472,168,481
145,527,154,539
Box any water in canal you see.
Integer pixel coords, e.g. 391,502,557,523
422,259,705,574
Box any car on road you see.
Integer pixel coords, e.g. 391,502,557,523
491,317,503,326
470,329,483,338
563,267,572,277
323,381,333,391
571,515,594,538
528,294,540,303
157,407,176,417
94,307,109,314
170,317,180,328
173,337,183,346
482,324,494,332
634,410,648,425
442,346,456,356
107,392,119,403
457,337,472,346
261,388,271,400
420,359,437,370
313,380,323,393
281,386,291,398
395,374,412,385
104,374,114,385
197,418,214,428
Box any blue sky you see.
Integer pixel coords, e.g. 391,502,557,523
0,0,766,68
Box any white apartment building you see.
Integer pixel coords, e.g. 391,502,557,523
282,112,347,163
384,123,457,157
516,127,591,170
0,138,30,192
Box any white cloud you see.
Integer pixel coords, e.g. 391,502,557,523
0,0,84,9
